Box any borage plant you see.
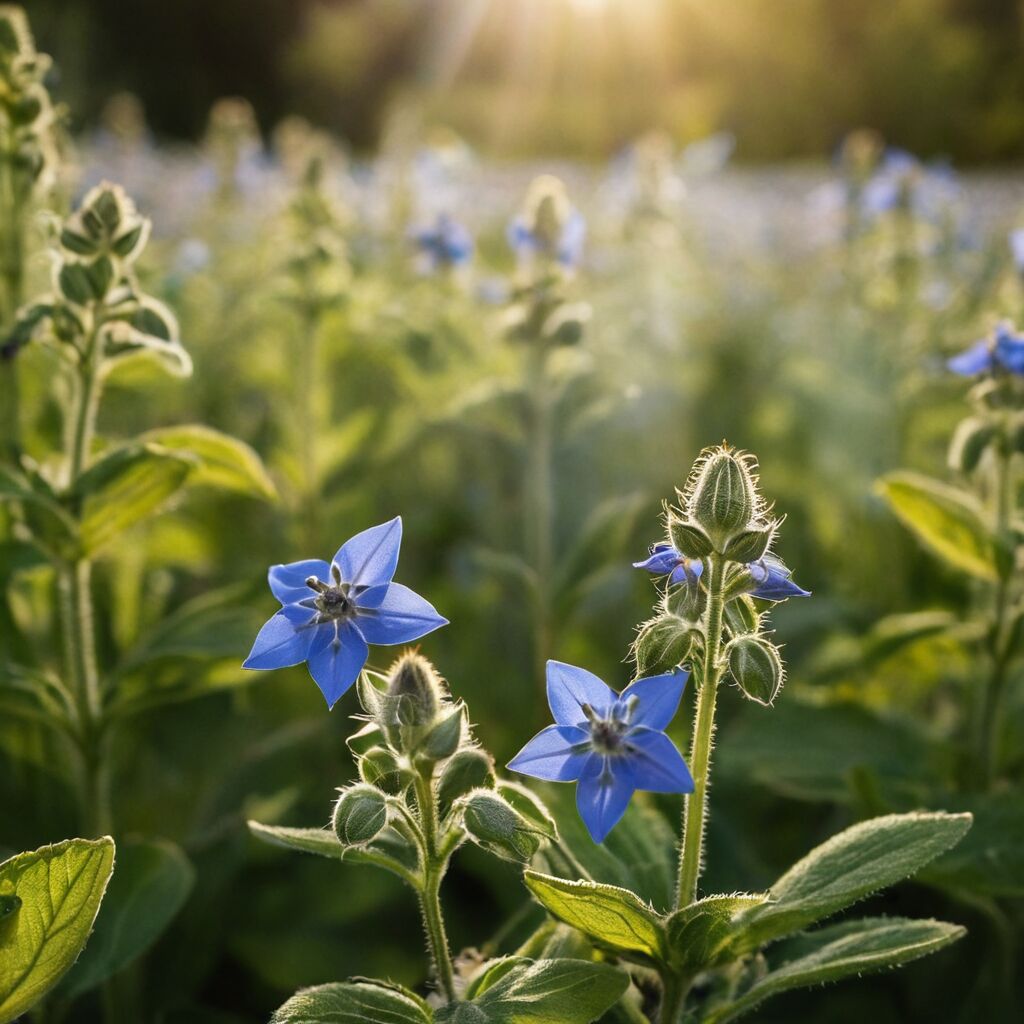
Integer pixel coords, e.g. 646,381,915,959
250,446,971,1024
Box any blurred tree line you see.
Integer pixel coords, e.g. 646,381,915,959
28,0,1024,160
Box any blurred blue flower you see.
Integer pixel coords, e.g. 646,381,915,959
634,543,809,601
1010,229,1024,274
508,207,586,269
508,661,693,843
948,322,1024,377
411,213,474,270
243,518,448,708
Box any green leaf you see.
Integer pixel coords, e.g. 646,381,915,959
877,471,1002,581
0,837,115,1024
59,839,194,999
704,917,965,1024
436,957,629,1024
138,424,276,500
271,980,431,1024
76,444,194,554
248,822,347,861
523,871,666,962
665,894,767,972
731,812,972,951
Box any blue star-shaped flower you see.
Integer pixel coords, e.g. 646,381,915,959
634,544,810,601
243,518,447,708
508,661,694,843
948,322,1024,377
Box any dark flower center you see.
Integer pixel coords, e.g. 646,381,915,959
582,698,639,756
306,573,356,622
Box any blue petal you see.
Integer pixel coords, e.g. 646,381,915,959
633,543,683,575
243,609,330,671
994,325,1024,374
620,669,688,731
747,555,811,601
624,728,695,794
947,340,993,376
268,559,330,605
333,518,402,589
546,660,615,728
575,754,635,844
507,725,590,782
354,583,447,645
558,210,586,267
306,621,370,708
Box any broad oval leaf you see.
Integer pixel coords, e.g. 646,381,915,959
524,871,666,962
76,444,194,554
436,957,629,1024
138,424,276,500
271,980,431,1024
0,837,115,1024
876,472,1002,581
59,839,194,999
731,811,971,951
705,917,965,1024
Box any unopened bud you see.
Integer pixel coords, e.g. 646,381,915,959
387,652,444,727
462,790,542,863
358,746,410,795
332,784,387,846
633,615,694,676
688,447,758,548
668,516,714,559
723,524,774,564
419,703,464,762
437,748,496,816
728,636,784,706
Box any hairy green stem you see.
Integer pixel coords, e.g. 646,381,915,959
412,770,457,1002
976,444,1016,788
659,969,691,1024
525,341,555,681
676,554,727,908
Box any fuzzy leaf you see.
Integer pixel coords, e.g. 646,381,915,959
248,822,346,861
524,871,665,962
0,837,115,1024
665,894,767,972
271,980,431,1024
436,957,629,1024
76,444,194,554
59,839,194,999
877,472,1002,581
138,424,276,500
705,917,965,1024
731,812,972,951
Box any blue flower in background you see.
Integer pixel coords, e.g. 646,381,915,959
243,518,448,708
1010,229,1024,274
508,661,694,843
948,322,1024,377
508,207,586,269
634,543,810,601
411,213,474,270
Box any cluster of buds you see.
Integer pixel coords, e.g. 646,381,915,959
6,182,190,376
335,653,554,863
0,5,58,204
502,175,590,347
633,446,809,706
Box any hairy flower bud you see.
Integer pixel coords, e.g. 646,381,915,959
668,516,714,559
687,447,759,549
633,615,694,676
462,790,542,863
386,652,444,727
947,417,995,474
728,635,784,706
437,748,496,817
419,703,465,762
332,784,387,846
358,746,411,795
723,524,774,564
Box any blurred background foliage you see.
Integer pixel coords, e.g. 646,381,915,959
2,0,1024,1022
25,0,1024,161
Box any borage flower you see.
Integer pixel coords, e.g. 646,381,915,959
634,544,809,601
411,213,473,272
508,661,693,843
948,322,1024,377
243,518,447,708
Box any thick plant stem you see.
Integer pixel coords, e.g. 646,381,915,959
525,342,555,681
659,971,690,1024
676,554,727,908
412,770,457,1003
976,446,1016,788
